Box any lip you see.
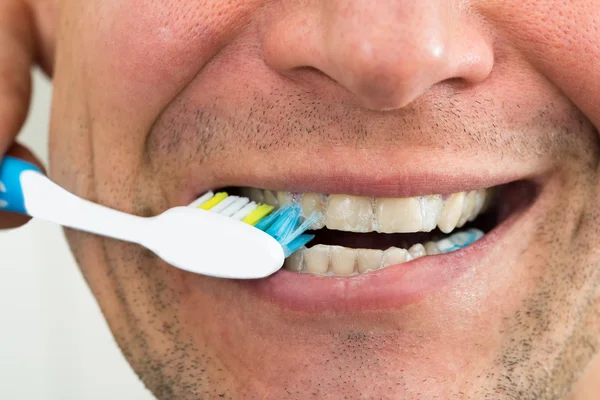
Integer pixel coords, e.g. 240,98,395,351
234,184,532,312
184,148,548,203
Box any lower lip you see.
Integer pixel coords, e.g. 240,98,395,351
235,207,522,312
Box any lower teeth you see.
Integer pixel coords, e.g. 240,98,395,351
283,228,484,276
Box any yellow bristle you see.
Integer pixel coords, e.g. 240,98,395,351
242,204,274,226
199,192,228,210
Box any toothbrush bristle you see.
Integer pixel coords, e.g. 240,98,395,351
193,192,315,256
256,204,316,256
243,204,274,226
220,197,250,217
265,204,301,241
210,195,239,213
199,192,228,210
282,233,315,258
231,201,258,220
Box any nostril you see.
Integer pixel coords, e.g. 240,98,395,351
262,2,494,112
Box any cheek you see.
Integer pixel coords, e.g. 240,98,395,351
77,0,260,128
479,0,600,129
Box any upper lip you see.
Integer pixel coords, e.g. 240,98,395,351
187,147,545,202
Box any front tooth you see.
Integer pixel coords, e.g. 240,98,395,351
420,195,443,232
325,195,373,232
424,242,441,255
375,197,423,233
301,193,326,229
357,249,383,273
263,190,279,206
248,188,265,204
457,191,477,228
283,250,304,272
438,192,466,233
303,245,330,274
277,191,293,206
382,247,410,268
469,189,487,222
409,243,426,259
330,247,356,276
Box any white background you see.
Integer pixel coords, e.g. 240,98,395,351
0,71,155,399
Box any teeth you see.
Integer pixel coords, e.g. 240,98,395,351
424,241,441,255
357,249,383,273
469,189,487,222
421,195,443,231
408,243,426,259
277,191,293,206
301,193,326,229
438,192,466,234
382,247,410,268
283,250,304,272
242,187,494,235
249,188,265,204
330,247,357,276
435,238,455,253
457,190,477,228
303,245,330,275
480,188,495,214
325,195,373,232
375,197,424,233
263,190,279,207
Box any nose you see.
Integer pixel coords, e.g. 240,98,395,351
263,1,494,110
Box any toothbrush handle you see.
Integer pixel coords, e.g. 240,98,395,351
0,156,42,215
1,155,150,244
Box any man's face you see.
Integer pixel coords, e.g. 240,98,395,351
50,1,600,398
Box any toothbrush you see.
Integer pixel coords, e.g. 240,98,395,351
0,156,318,279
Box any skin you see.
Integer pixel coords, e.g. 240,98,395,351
3,0,600,398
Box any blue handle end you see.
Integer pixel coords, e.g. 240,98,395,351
0,156,42,215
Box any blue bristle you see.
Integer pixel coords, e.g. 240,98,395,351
265,204,301,241
280,212,322,246
255,203,317,257
254,206,286,231
282,233,315,257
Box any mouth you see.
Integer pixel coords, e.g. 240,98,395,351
223,179,538,311
228,182,525,275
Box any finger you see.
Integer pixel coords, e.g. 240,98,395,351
0,142,45,229
6,141,45,171
26,0,57,76
0,0,36,157
0,1,37,229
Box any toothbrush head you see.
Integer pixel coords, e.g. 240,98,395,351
193,192,319,257
254,203,320,257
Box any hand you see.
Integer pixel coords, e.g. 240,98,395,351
0,0,55,229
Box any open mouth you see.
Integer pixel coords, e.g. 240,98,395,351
227,181,534,277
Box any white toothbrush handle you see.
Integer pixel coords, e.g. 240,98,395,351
21,171,150,243
0,156,150,243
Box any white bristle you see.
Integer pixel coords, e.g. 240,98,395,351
210,196,238,213
221,197,250,217
188,191,214,208
231,201,257,220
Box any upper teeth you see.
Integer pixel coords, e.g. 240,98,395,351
241,188,492,234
